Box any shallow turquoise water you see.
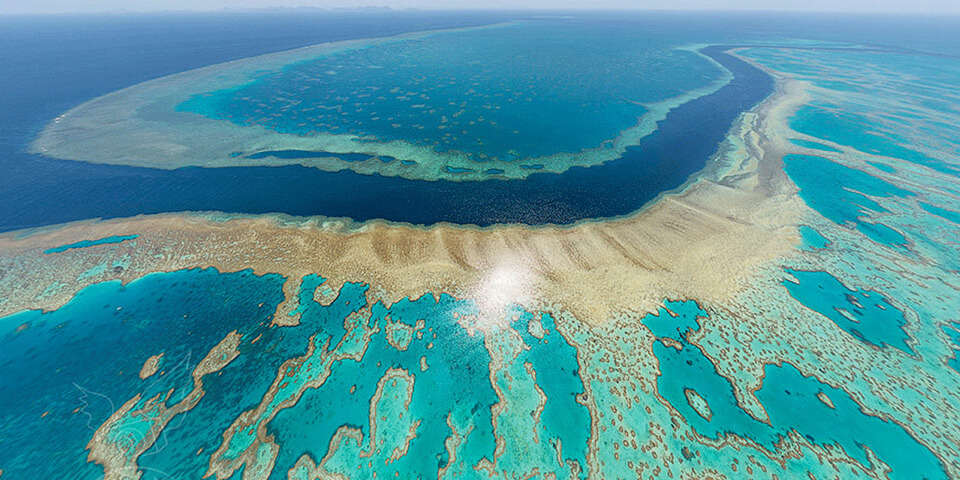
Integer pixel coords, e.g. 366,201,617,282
921,202,960,225
43,234,140,254
0,267,593,478
855,221,910,248
782,269,913,353
788,138,841,153
790,104,958,176
741,46,960,182
783,154,912,248
513,311,591,475
3,266,944,478
178,21,722,163
269,284,503,479
798,225,831,251
640,299,705,341
945,324,960,374
867,160,897,173
756,363,945,480
24,264,941,478
644,304,946,480
0,268,286,479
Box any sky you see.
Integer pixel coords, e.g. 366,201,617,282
3,0,959,15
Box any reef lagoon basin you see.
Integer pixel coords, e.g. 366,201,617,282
1,9,960,480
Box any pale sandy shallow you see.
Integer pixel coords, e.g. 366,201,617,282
0,67,807,328
28,24,731,182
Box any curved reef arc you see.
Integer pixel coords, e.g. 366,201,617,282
31,21,734,184
27,43,768,228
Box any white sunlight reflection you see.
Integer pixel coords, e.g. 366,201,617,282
469,258,537,331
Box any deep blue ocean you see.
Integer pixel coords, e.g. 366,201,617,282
1,11,957,231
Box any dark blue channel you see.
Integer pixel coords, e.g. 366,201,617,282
0,46,772,230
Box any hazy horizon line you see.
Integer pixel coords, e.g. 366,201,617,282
4,5,960,16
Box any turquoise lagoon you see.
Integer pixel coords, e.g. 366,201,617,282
177,21,724,171
0,269,286,478
783,153,913,249
4,266,952,479
798,225,831,251
0,268,594,479
644,301,945,480
783,269,913,353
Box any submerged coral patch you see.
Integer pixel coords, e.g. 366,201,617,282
783,269,913,353
783,153,913,248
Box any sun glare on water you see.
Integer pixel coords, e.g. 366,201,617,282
470,259,538,330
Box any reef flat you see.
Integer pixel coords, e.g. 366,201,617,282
3,15,960,480
31,20,730,182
